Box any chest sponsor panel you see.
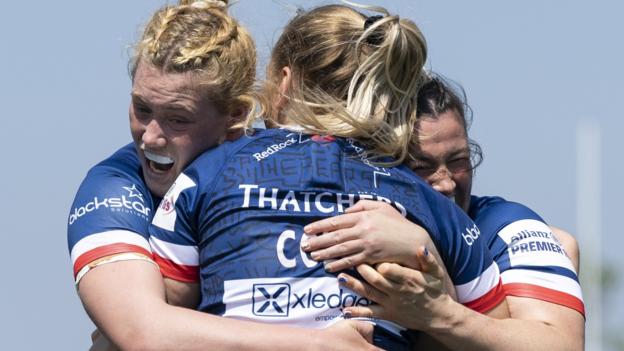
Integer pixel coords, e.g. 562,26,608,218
222,277,403,335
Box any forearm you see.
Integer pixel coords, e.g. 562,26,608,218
128,303,320,351
79,260,322,351
425,298,583,351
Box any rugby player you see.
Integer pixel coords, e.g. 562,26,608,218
149,5,508,350
303,75,584,350
68,1,379,350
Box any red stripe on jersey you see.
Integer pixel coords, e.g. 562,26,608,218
463,278,506,313
504,283,585,317
73,243,151,278
152,253,199,283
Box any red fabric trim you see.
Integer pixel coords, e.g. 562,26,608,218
463,278,506,313
504,283,585,316
152,253,199,283
73,243,151,278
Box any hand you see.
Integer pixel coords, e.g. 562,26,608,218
302,200,431,272
90,329,119,351
339,247,456,332
316,320,382,351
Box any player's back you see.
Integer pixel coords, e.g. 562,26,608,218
152,128,503,350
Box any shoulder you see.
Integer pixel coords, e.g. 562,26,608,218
68,144,154,234
67,144,155,283
468,195,545,233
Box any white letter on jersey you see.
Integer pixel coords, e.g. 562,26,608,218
259,187,279,209
239,184,258,208
277,230,319,269
277,230,297,268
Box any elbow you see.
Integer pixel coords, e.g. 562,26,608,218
113,322,164,351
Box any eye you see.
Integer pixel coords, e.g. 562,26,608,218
133,103,151,120
447,157,472,173
168,117,192,131
407,160,437,177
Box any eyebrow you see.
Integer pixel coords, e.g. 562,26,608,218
415,146,470,161
131,93,148,105
130,93,197,114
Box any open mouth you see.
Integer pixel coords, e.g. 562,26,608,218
144,150,174,173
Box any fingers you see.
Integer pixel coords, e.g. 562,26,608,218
338,271,387,303
345,320,375,344
354,264,395,293
323,252,367,272
310,239,360,263
344,199,385,213
304,213,359,235
374,262,418,285
91,329,101,342
415,246,444,279
302,228,358,252
343,305,384,320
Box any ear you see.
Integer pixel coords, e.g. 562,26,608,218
224,105,247,141
272,66,292,122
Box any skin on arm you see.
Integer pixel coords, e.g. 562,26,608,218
305,201,584,351
79,259,382,351
339,244,584,351
550,226,580,273
302,200,457,300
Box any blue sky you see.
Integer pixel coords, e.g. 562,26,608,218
1,1,621,349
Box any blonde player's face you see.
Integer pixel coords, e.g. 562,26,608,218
129,62,230,198
407,110,473,212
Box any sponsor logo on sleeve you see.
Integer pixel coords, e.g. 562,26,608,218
68,184,151,225
461,223,481,245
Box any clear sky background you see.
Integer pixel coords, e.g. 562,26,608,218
1,0,621,349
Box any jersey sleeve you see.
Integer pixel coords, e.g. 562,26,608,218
478,201,584,316
149,173,201,283
443,209,505,313
67,169,154,283
421,190,505,314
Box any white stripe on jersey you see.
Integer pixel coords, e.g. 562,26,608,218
497,219,576,272
501,269,583,301
70,230,150,265
149,235,199,266
152,173,196,231
455,262,500,304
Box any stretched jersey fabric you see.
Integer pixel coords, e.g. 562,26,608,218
468,195,585,316
67,144,157,283
150,129,504,349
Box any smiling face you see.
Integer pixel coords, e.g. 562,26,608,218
407,110,473,212
129,62,230,197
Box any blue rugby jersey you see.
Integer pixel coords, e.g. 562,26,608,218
150,129,504,346
67,144,157,282
469,196,585,316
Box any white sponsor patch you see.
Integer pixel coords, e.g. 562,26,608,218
222,277,403,334
497,219,575,271
152,173,196,231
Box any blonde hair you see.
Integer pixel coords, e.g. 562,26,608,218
132,0,257,118
258,3,427,165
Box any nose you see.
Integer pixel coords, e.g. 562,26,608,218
430,168,456,197
142,119,166,149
